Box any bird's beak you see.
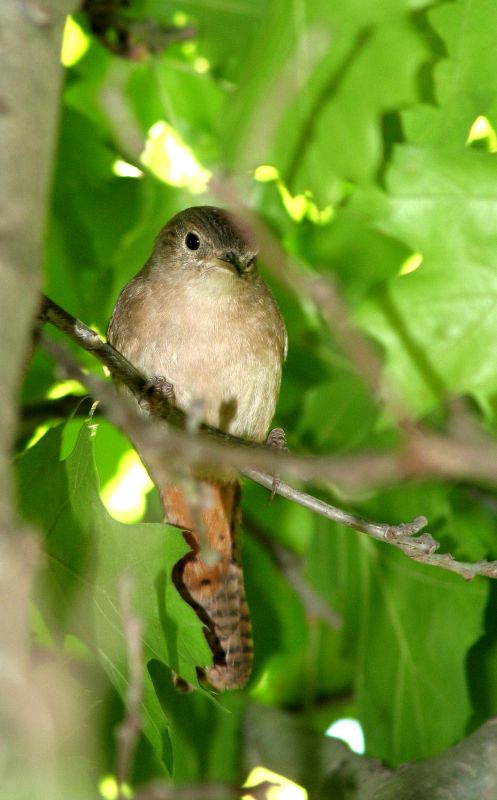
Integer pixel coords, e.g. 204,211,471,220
217,252,255,275
210,257,236,275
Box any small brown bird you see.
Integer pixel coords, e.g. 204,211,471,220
107,206,286,690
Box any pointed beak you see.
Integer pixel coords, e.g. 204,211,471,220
221,251,255,275
209,251,256,276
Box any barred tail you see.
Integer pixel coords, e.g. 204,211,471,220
163,482,253,691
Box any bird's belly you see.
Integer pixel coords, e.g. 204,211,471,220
136,332,280,443
170,353,279,442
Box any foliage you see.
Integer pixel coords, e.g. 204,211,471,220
17,0,497,795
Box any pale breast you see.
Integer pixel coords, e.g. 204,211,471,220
108,271,285,443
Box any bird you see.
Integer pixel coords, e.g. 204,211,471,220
107,206,287,691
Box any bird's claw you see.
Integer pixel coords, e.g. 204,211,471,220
139,375,175,416
265,427,287,503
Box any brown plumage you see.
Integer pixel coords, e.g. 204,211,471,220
107,206,286,690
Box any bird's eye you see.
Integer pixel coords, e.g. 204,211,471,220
185,232,200,251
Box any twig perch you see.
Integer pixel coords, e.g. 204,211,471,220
38,294,497,581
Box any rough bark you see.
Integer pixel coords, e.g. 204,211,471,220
0,2,79,797
245,704,497,799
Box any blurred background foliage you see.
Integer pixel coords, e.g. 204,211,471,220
16,0,497,796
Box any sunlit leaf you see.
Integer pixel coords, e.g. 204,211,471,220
358,146,497,416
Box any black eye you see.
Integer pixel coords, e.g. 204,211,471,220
185,232,200,251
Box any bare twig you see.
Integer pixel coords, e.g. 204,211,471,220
243,471,497,579
39,295,153,398
38,298,497,581
40,296,497,489
39,332,406,504
244,468,430,545
38,296,395,476
116,574,143,800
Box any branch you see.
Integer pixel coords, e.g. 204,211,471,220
115,574,143,800
244,468,430,544
0,2,84,798
37,296,400,473
246,703,497,800
40,296,497,489
39,297,497,581
39,295,154,399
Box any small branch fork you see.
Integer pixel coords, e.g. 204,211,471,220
38,294,497,581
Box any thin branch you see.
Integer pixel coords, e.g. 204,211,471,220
38,296,400,480
40,294,497,489
244,468,431,545
39,332,411,512
244,472,497,579
38,299,497,581
116,573,143,800
39,295,154,399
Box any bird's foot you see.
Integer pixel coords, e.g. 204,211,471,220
139,375,175,417
265,426,287,502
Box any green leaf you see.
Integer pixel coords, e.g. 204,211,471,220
148,661,246,782
19,0,497,785
358,145,497,416
355,545,487,763
224,1,429,202
297,373,377,452
403,0,497,147
16,422,212,768
304,481,489,762
302,209,410,304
